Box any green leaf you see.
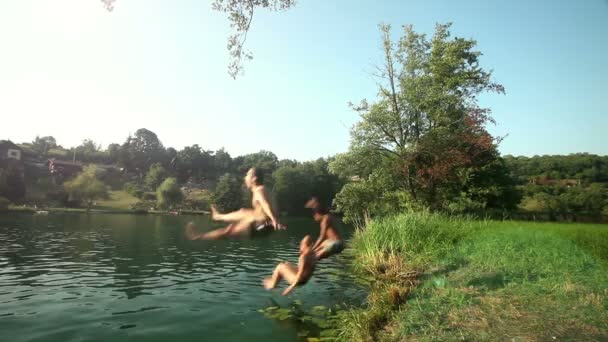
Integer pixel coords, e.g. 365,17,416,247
297,330,310,337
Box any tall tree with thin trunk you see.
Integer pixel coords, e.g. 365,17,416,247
332,23,513,221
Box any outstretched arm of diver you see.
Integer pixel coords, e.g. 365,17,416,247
312,217,328,250
282,255,305,296
257,189,282,229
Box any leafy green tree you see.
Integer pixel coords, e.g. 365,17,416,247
32,135,57,158
176,145,203,182
239,150,278,174
334,167,410,224
213,173,244,212
272,165,312,216
165,147,178,170
277,159,299,169
71,139,108,163
156,177,183,209
118,129,166,175
331,23,513,218
63,165,108,210
123,181,144,199
305,158,345,209
106,143,121,164
271,158,344,216
504,154,608,185
79,139,100,154
145,163,169,191
213,148,232,176
175,145,215,183
184,189,212,211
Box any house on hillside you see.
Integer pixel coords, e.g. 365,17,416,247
0,140,22,161
0,140,24,176
0,140,26,199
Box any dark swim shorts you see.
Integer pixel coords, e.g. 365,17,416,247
249,223,274,238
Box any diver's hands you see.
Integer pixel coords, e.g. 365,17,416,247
272,220,287,230
282,284,295,296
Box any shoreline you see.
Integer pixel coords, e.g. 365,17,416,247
3,207,210,216
337,213,608,341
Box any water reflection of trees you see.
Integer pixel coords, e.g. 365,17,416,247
1,214,363,303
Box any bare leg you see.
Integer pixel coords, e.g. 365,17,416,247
194,224,236,240
263,262,298,289
314,242,331,260
196,216,256,240
211,206,256,223
185,222,208,240
315,249,330,260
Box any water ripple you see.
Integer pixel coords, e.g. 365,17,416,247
0,214,365,341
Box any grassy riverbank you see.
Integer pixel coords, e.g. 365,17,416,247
339,213,608,341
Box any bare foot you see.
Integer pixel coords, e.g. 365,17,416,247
263,277,274,290
210,206,220,220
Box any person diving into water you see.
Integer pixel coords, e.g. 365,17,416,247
185,167,285,240
263,235,316,296
305,197,344,260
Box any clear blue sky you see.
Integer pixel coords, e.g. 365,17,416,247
1,0,606,161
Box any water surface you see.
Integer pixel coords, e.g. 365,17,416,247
0,213,363,341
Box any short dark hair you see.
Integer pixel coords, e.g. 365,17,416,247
250,167,264,185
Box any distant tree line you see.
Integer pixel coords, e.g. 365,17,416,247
3,21,606,221
6,128,343,215
504,154,608,220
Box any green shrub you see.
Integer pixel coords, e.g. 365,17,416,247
123,181,144,199
156,177,183,209
142,192,157,201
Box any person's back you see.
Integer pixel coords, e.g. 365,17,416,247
306,198,344,260
297,242,316,283
320,213,341,242
263,235,316,295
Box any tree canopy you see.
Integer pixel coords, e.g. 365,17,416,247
331,23,515,222
63,165,108,210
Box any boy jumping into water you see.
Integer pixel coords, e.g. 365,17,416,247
263,235,316,296
186,167,285,240
305,197,344,260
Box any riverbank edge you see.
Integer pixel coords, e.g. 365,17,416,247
3,206,210,216
335,213,608,341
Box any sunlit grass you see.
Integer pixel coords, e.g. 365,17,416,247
340,213,608,341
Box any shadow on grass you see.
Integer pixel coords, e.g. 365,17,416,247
467,272,510,290
418,257,469,281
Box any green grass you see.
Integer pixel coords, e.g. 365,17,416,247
490,220,608,263
339,213,608,341
93,190,139,210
